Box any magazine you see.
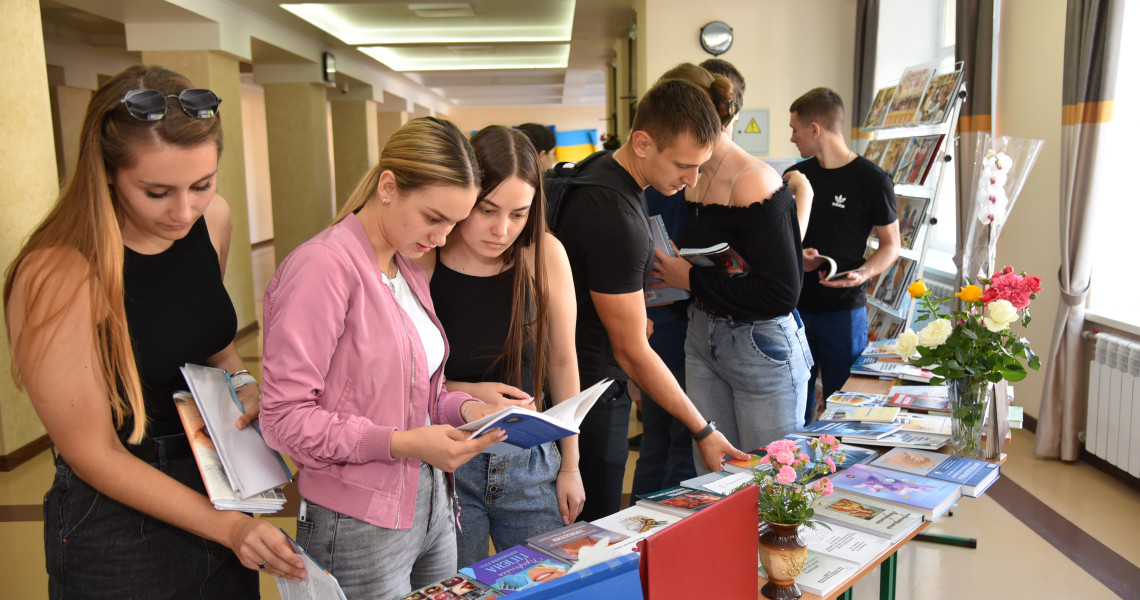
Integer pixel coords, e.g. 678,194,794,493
645,214,690,306
883,62,937,126
896,195,931,249
893,135,944,186
915,70,964,124
678,243,751,275
861,86,897,130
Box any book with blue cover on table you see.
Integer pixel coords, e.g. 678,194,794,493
459,546,570,594
829,464,961,521
871,447,1001,497
798,420,901,440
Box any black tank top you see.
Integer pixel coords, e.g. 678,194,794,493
123,216,237,437
430,258,535,397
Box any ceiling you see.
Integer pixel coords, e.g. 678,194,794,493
39,0,636,108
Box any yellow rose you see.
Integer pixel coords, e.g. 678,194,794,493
955,285,984,302
895,329,920,359
907,280,928,298
916,318,953,348
983,299,1019,332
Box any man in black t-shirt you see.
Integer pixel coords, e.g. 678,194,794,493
784,88,901,423
557,79,748,521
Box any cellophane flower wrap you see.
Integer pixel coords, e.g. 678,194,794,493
960,134,1044,283
896,267,1043,384
748,435,847,528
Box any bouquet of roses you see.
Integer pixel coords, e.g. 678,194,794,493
750,435,847,527
896,267,1042,384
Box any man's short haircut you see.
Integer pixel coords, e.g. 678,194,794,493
699,58,745,108
516,123,556,153
790,87,846,133
630,79,720,150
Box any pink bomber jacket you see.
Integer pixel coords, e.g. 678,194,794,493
259,213,473,529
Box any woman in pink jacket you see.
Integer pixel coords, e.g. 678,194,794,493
259,117,507,599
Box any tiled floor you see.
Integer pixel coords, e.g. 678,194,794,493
3,245,1139,600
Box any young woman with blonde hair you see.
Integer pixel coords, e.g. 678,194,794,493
4,64,304,598
259,117,506,599
416,125,584,567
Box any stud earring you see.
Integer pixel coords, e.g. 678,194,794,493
380,197,389,205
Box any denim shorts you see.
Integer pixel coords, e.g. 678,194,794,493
43,440,258,600
453,441,562,567
685,306,813,459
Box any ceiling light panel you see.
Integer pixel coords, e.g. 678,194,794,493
359,43,570,71
281,1,575,45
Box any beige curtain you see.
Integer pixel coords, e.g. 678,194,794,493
954,0,995,281
851,0,879,152
1035,0,1124,460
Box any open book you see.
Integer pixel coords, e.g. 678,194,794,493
179,364,293,499
679,243,750,275
814,254,858,281
645,214,690,306
174,393,286,513
459,378,613,454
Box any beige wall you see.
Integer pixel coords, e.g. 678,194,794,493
446,105,607,137
634,0,857,158
0,0,59,454
994,0,1067,420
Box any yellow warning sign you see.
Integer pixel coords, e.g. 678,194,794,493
744,118,761,134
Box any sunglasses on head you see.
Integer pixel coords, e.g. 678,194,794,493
120,89,222,121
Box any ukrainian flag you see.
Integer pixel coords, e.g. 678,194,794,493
554,128,599,163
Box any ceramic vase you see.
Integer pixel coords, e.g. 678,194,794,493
758,520,807,600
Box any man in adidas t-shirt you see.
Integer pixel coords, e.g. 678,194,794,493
784,88,901,424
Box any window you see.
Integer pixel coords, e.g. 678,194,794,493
1086,0,1140,332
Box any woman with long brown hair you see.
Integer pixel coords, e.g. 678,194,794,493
4,64,305,598
416,125,583,567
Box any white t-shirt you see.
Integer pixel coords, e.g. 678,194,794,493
382,267,445,385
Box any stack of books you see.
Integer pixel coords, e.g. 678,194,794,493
828,464,962,521
870,447,1001,498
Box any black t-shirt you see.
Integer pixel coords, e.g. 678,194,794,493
430,261,536,396
555,152,652,385
785,156,898,312
677,184,803,321
123,216,237,437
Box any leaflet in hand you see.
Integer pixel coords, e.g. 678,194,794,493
275,530,348,600
179,364,293,499
459,378,612,454
814,254,858,281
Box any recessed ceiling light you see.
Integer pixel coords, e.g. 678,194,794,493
408,3,475,18
359,44,569,71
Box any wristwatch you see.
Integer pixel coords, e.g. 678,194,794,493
228,369,259,390
692,421,717,442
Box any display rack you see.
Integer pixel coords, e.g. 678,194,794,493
859,63,967,341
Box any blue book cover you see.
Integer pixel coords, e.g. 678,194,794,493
829,464,961,520
872,448,1000,497
798,420,900,440
459,546,570,594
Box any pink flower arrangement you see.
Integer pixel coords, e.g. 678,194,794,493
749,434,848,527
982,266,1043,310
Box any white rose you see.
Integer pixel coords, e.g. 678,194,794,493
895,329,920,360
984,299,1019,332
916,319,953,349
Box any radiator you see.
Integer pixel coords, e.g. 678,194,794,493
1086,332,1140,476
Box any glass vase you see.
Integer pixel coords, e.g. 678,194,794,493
758,521,807,600
947,375,992,459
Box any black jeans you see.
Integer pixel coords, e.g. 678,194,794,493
44,439,258,600
577,381,632,522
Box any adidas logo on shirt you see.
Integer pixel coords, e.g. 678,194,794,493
832,194,847,209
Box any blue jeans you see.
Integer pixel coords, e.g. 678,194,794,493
685,306,813,465
296,462,455,600
44,441,258,600
799,307,868,423
454,442,563,567
631,364,696,497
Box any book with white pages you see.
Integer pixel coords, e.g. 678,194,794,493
845,430,949,450
180,364,293,500
818,405,901,423
459,378,612,454
813,491,923,543
173,393,286,513
680,471,753,496
798,521,892,565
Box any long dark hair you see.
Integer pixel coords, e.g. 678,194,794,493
468,125,549,399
